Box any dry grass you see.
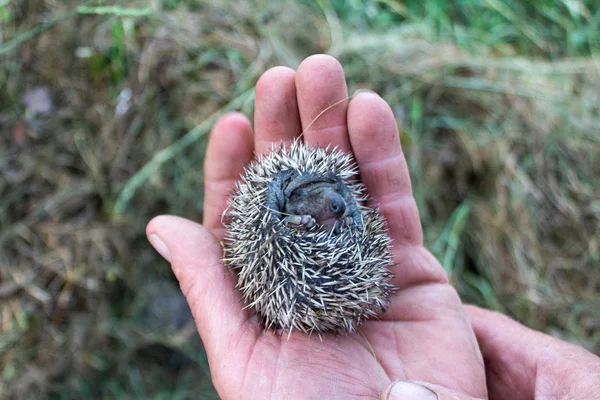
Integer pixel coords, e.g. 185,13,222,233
1,0,598,398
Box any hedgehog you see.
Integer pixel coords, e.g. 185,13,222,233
222,139,395,334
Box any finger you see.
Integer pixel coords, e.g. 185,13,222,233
382,380,486,400
347,92,447,286
347,92,420,246
465,305,600,400
295,54,351,151
254,66,302,155
203,112,254,238
146,216,257,372
464,306,536,400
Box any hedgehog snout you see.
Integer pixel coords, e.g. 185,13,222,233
329,197,346,217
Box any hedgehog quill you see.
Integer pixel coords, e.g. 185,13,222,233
222,139,395,334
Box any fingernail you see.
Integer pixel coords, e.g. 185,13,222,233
387,381,437,400
148,234,171,262
353,88,377,97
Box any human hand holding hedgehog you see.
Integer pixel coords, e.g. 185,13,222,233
147,55,600,400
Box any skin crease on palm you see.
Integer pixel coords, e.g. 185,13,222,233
146,54,600,399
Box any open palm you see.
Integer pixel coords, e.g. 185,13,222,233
147,55,486,399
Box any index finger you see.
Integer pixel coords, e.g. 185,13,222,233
203,112,254,238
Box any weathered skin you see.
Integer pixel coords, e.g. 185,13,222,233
266,170,362,230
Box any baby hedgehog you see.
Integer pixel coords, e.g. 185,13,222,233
222,139,395,334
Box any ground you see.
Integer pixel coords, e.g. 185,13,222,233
0,0,599,398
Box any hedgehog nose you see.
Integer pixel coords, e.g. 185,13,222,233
329,197,346,216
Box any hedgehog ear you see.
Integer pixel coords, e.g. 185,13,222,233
284,172,326,195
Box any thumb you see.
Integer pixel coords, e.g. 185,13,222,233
382,380,486,400
465,305,600,400
146,215,250,357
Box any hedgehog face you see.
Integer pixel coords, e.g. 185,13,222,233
284,180,346,227
266,169,361,230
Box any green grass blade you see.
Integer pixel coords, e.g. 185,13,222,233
113,88,256,216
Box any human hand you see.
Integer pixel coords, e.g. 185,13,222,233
465,305,600,400
147,55,487,399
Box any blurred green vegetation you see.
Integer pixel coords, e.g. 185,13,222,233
1,0,599,398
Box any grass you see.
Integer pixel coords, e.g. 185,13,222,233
1,0,599,398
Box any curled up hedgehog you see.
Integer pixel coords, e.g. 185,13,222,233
222,139,395,334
